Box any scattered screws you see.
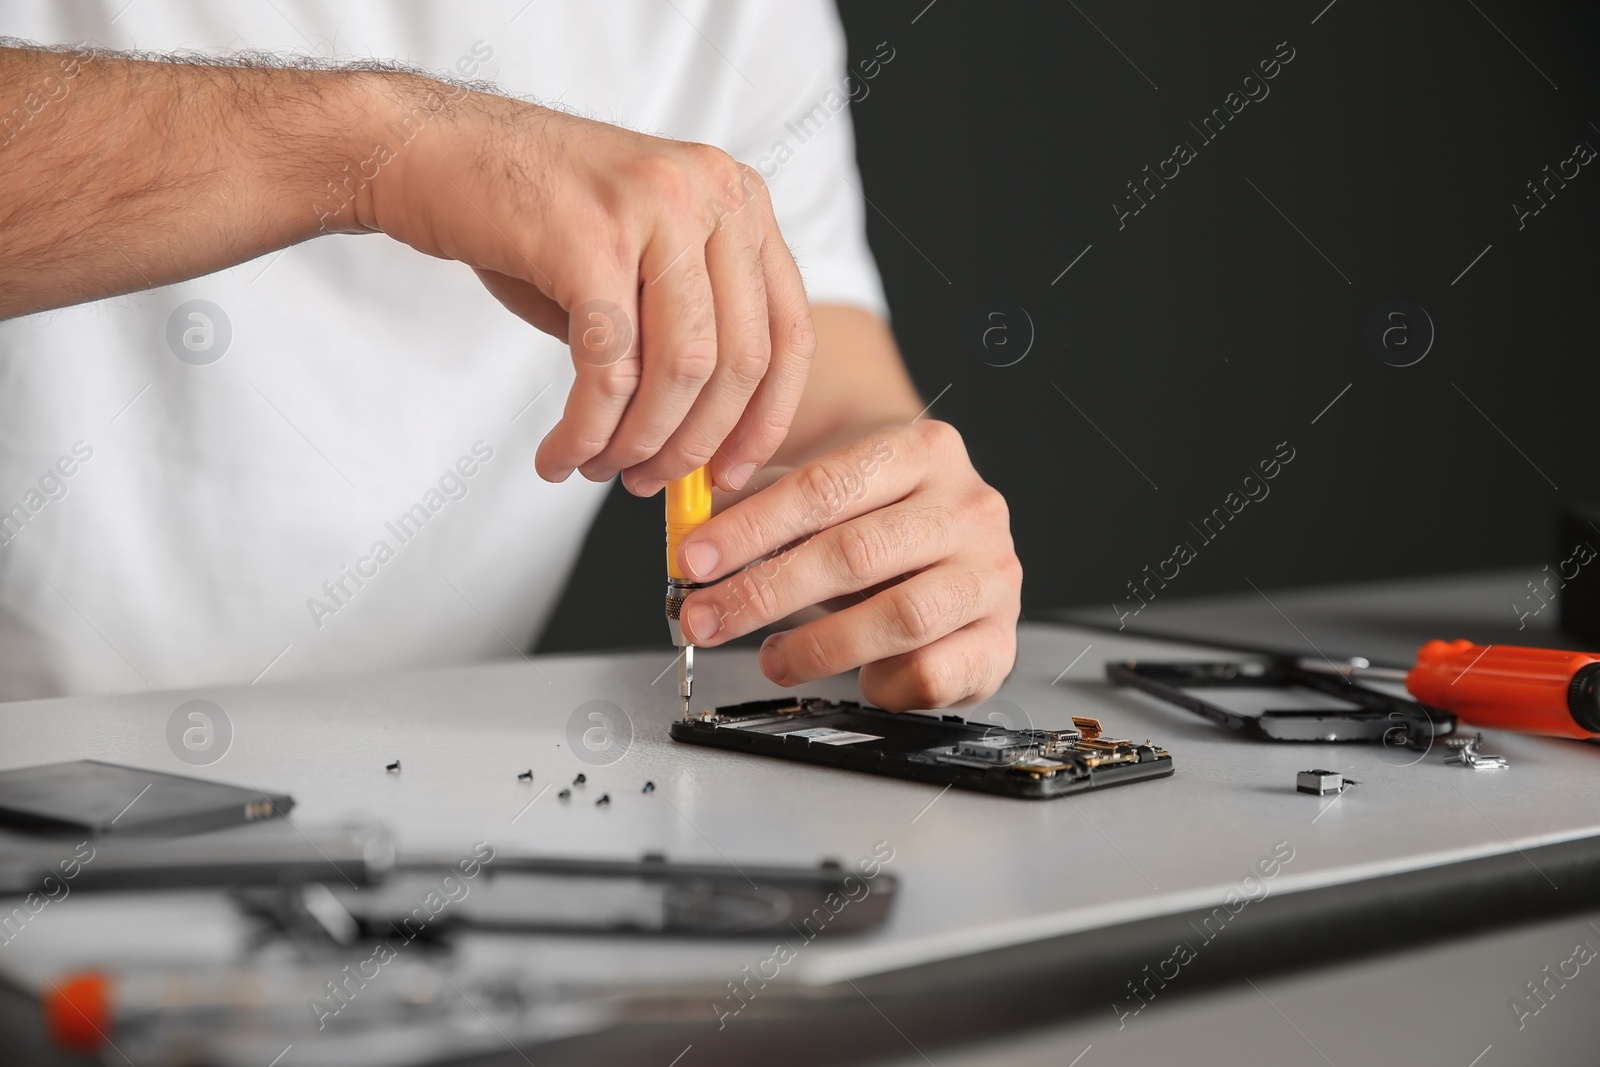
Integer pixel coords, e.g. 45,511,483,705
517,769,533,781
596,794,611,806
386,760,401,773
1445,733,1510,770
558,789,571,801
573,773,587,785
642,781,656,794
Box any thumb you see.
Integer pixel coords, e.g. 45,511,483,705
710,464,791,510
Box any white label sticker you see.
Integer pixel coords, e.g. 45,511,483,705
779,727,883,746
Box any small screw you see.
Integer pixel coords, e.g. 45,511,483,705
517,769,533,781
573,773,587,785
642,781,656,794
596,794,611,806
386,760,401,773
558,789,571,801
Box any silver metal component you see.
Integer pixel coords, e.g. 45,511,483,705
1297,769,1358,796
667,578,705,720
1445,733,1509,770
666,577,706,648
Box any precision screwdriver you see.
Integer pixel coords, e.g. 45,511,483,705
1300,640,1600,740
664,466,713,719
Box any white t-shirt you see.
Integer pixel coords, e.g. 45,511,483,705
0,0,887,701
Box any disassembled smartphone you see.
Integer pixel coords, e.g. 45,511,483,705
670,698,1173,799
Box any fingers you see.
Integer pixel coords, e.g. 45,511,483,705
577,230,716,483
700,210,816,492
515,141,806,490
678,500,954,646
859,620,1017,711
757,566,1010,689
676,421,965,584
682,418,1020,712
533,268,643,482
619,192,773,493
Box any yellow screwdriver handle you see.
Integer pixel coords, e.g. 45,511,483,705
665,466,713,580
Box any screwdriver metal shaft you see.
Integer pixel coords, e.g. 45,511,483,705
680,644,694,720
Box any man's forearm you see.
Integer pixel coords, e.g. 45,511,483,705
0,43,404,319
774,304,922,466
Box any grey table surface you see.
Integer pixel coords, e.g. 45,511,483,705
2,569,1598,1065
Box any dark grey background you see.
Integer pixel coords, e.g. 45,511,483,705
537,0,1599,654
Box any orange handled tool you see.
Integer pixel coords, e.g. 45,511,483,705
665,467,713,582
1404,640,1600,740
664,467,713,719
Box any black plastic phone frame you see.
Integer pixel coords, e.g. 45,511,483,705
1105,658,1456,749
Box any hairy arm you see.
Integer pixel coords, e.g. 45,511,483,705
0,44,384,317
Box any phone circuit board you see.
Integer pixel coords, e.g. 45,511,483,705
670,698,1173,799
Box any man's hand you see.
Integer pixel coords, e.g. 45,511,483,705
672,420,1022,710
358,84,815,493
